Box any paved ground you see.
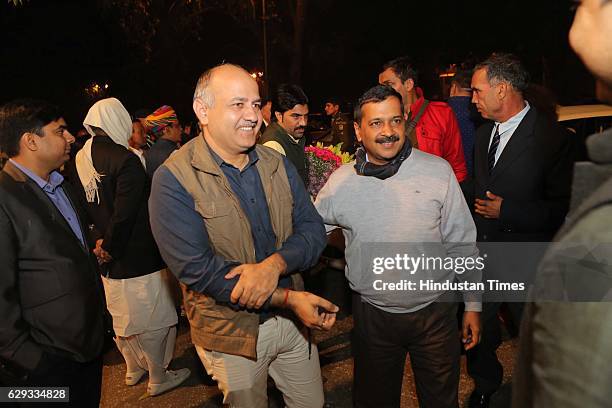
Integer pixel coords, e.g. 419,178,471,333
100,268,518,408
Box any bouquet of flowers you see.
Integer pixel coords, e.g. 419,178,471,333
305,142,354,198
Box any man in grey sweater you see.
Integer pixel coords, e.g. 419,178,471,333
315,85,481,408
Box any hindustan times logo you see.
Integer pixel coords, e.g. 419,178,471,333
372,254,486,275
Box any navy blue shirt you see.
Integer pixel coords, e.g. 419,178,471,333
447,96,477,177
149,145,326,310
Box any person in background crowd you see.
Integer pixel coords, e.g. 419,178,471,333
466,53,574,408
134,108,154,147
316,85,481,408
143,105,181,178
379,56,468,182
513,1,612,406
260,84,310,187
261,98,272,132
0,99,106,406
71,97,190,397
322,96,356,153
71,127,90,157
129,118,148,168
149,63,338,407
448,67,482,178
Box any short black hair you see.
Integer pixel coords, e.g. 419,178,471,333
451,68,473,89
475,53,529,93
271,84,308,122
382,56,419,85
354,85,404,125
0,99,62,158
134,108,152,120
324,96,341,106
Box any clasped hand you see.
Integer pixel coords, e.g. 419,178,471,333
225,254,285,309
474,191,503,219
93,239,113,265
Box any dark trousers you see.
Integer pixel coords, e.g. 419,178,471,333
466,302,524,395
352,294,460,408
5,354,103,408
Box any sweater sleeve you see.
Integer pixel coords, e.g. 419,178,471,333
440,166,482,311
314,172,340,233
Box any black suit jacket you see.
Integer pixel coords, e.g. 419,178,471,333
0,161,105,378
68,136,164,279
473,107,573,242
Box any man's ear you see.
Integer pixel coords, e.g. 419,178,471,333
274,111,283,123
496,82,508,100
21,132,39,152
193,98,209,126
353,121,362,143
403,78,415,92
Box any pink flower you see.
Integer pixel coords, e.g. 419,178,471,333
305,146,347,198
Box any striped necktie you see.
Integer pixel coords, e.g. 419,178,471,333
488,124,501,173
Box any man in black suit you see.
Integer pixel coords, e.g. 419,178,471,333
0,99,106,406
466,53,573,407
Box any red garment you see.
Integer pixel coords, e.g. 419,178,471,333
410,88,468,182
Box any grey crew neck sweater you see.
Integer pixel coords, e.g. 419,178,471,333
315,149,481,313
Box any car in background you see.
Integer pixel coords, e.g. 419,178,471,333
557,104,612,211
557,104,612,161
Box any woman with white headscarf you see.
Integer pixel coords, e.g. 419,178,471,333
73,98,190,396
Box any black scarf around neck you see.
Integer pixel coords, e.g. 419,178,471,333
354,139,412,180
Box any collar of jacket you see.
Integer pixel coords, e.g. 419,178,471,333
270,122,303,145
190,133,281,176
2,160,28,182
409,87,427,117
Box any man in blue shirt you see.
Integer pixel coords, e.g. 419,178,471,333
0,99,106,406
149,63,338,408
447,68,482,178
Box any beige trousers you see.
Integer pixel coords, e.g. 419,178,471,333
115,326,176,384
195,316,324,408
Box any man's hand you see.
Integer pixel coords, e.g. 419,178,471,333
284,290,339,331
474,191,503,219
225,253,286,309
93,239,113,265
462,311,481,351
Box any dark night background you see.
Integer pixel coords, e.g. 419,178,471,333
0,0,597,130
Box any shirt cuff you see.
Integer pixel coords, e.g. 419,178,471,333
464,301,482,312
276,246,302,274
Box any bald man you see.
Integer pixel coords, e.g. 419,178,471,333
149,63,338,408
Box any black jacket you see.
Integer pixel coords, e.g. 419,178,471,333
68,136,165,279
472,107,574,242
0,161,105,378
